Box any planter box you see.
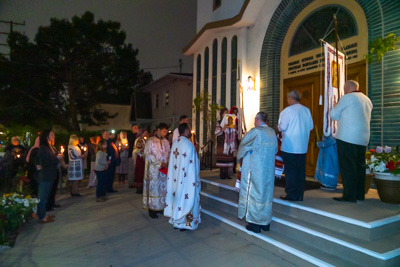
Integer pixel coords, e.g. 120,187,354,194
373,172,400,204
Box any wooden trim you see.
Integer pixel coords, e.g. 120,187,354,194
183,0,250,54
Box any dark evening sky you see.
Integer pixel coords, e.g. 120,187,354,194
0,0,197,79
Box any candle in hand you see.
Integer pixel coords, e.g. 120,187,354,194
83,147,87,152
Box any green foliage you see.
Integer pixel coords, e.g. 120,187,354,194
0,193,39,246
0,11,152,131
364,33,399,63
192,90,222,140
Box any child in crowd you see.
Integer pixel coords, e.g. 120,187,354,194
115,131,129,184
94,140,109,203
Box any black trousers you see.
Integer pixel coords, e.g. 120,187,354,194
337,139,366,201
47,176,59,209
105,164,116,192
281,152,306,201
95,170,107,198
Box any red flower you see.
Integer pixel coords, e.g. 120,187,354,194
369,149,376,153
386,161,396,172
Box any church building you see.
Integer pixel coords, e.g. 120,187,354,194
183,0,400,175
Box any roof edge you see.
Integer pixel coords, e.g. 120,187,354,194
182,0,250,55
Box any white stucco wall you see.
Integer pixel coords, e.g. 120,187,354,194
197,0,245,32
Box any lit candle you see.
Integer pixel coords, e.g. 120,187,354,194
191,130,195,134
60,145,65,154
16,154,21,158
144,137,147,140
83,146,87,152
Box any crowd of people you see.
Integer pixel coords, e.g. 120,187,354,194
0,79,372,232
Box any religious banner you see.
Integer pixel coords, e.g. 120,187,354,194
323,43,345,137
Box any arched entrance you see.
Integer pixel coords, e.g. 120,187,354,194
260,0,372,176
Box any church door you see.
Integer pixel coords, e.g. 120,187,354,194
283,61,366,177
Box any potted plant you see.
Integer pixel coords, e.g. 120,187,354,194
366,145,400,204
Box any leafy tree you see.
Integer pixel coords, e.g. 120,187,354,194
0,11,152,131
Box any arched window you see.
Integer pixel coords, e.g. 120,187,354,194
290,5,357,56
221,38,227,107
231,36,238,107
196,54,201,142
203,47,209,143
212,39,218,105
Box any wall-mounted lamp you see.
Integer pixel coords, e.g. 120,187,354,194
246,76,255,91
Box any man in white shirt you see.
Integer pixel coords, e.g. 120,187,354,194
278,90,314,201
330,80,372,203
172,115,189,144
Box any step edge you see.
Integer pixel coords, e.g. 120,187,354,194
201,190,400,260
201,178,400,229
201,208,335,267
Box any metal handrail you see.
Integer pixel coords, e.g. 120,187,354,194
200,140,213,171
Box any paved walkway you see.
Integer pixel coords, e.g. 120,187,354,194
0,181,295,267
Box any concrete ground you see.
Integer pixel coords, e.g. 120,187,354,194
0,180,295,267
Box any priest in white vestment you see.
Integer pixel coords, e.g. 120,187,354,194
164,123,201,231
143,123,171,219
237,112,278,233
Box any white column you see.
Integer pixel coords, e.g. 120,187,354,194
192,53,197,131
217,37,222,105
226,35,232,109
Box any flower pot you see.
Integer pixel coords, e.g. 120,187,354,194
373,172,400,204
365,173,373,194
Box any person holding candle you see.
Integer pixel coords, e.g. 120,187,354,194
94,139,109,202
102,130,119,193
143,123,170,218
115,131,129,184
35,130,64,223
128,124,139,188
78,136,89,173
68,134,85,196
87,136,100,188
132,129,148,194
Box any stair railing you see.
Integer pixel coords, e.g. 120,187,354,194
200,140,213,171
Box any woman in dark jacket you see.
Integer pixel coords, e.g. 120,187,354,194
35,130,63,223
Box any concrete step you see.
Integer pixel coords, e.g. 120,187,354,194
201,203,350,267
200,179,400,267
201,179,400,241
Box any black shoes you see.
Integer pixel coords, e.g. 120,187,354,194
136,188,143,194
246,223,261,233
107,190,118,193
260,224,270,231
333,197,356,203
54,204,61,208
71,193,82,197
148,210,158,219
280,195,303,201
174,227,187,232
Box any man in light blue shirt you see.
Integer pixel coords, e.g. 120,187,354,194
278,90,314,201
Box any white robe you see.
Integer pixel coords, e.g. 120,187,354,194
164,136,201,230
143,136,170,211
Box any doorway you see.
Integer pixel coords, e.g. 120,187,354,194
283,60,366,176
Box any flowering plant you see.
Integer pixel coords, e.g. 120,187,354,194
0,193,39,245
366,146,400,175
